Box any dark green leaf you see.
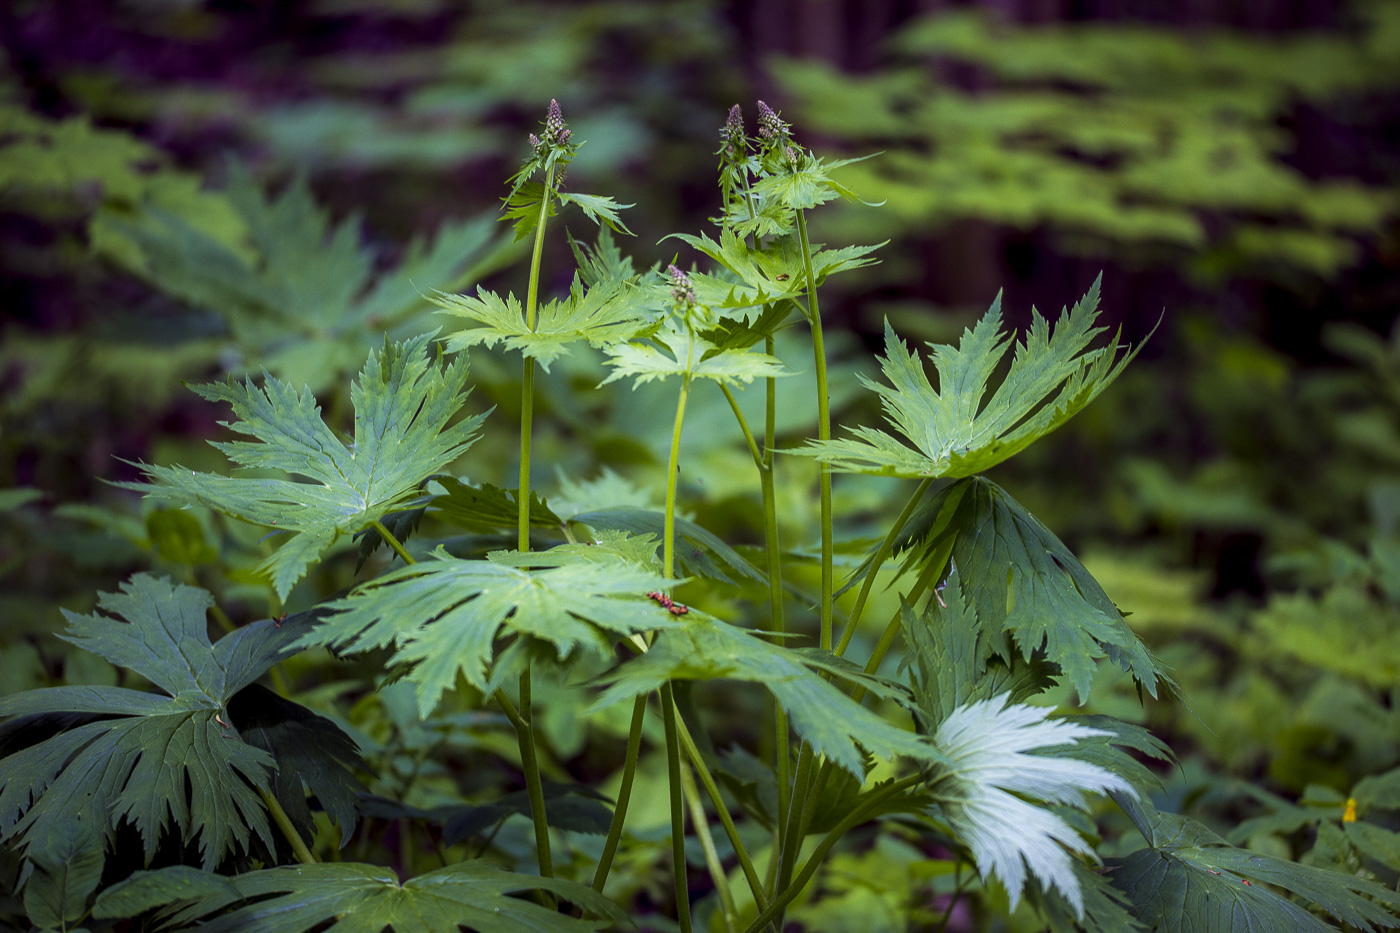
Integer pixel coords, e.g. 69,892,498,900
23,819,104,929
431,477,563,535
883,477,1168,701
1110,804,1400,932
91,866,240,921
0,575,320,867
229,684,366,849
97,860,627,933
442,783,613,843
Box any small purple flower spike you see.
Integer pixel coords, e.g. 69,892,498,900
756,100,785,140
545,99,564,142
667,264,696,308
721,104,744,153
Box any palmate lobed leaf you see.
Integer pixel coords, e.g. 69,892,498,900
297,544,680,716
1110,800,1400,932
599,321,791,388
879,477,1169,701
592,613,941,777
0,575,338,868
126,334,486,600
434,272,655,372
92,860,627,933
796,275,1143,478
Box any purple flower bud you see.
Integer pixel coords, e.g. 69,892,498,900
529,132,541,151
667,264,696,307
719,104,745,157
545,99,564,140
558,126,571,146
756,99,785,140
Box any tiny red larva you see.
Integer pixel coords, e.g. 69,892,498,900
668,603,689,615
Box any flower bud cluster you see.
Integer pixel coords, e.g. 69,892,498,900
719,104,746,160
530,99,573,155
756,100,790,143
667,264,696,308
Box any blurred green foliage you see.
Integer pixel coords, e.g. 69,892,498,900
776,4,1400,279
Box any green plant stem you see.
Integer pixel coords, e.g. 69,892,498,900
718,384,763,469
495,683,555,886
260,788,316,865
851,539,947,704
518,163,555,553
742,774,923,933
372,519,416,566
773,740,815,907
681,758,738,933
664,372,693,581
661,684,693,933
935,866,965,933
834,477,933,658
509,164,554,895
762,333,791,865
675,710,768,913
795,209,833,651
591,695,648,893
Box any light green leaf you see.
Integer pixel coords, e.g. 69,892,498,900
931,693,1134,916
796,276,1141,478
435,273,652,372
558,190,635,235
94,860,626,933
593,613,939,777
1110,805,1400,932
751,149,882,212
568,505,766,586
599,322,790,388
125,335,486,599
23,819,104,930
297,545,678,716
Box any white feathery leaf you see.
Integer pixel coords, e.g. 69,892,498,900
933,693,1134,917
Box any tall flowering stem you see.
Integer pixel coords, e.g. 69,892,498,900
510,98,577,888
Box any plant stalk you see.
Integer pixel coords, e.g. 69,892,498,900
510,163,555,891
795,210,833,652
260,788,316,865
372,519,416,566
762,333,791,868
591,695,648,892
681,758,739,933
661,684,693,933
495,684,555,886
742,774,923,933
518,163,555,552
833,477,934,658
